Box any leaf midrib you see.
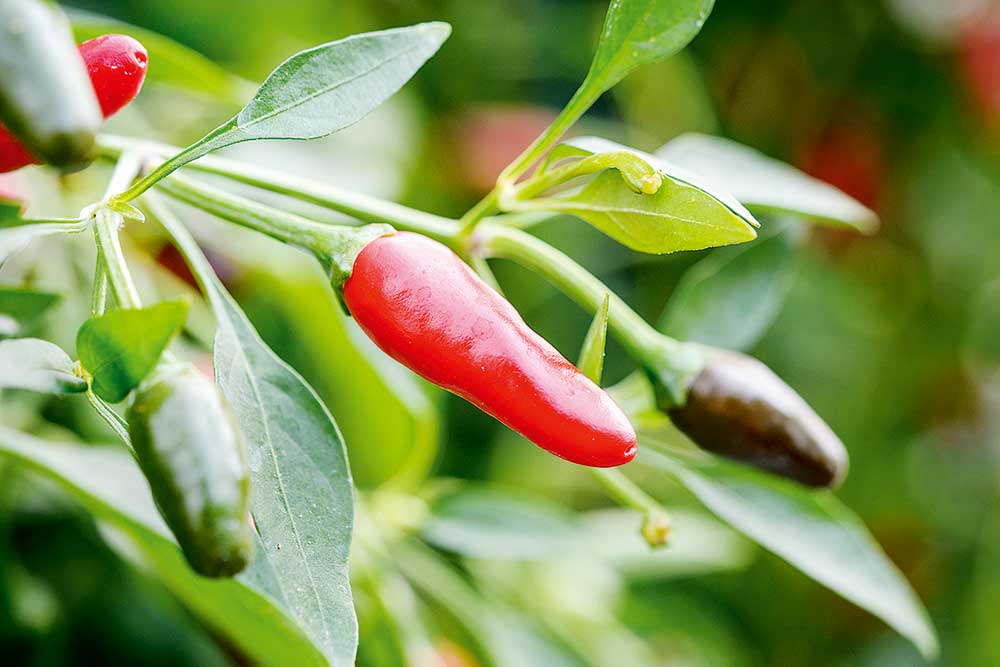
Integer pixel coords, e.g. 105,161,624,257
217,302,336,656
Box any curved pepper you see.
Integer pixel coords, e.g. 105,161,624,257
667,348,848,488
127,364,252,577
343,231,637,468
0,34,148,173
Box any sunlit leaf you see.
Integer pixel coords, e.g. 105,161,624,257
77,300,189,402
146,23,450,184
0,427,327,667
525,169,756,254
658,133,878,232
540,136,756,225
660,221,800,350
515,137,757,254
0,338,86,394
641,443,938,658
152,199,358,667
586,0,715,94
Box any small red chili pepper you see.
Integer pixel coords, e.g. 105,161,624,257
0,34,148,173
343,231,637,468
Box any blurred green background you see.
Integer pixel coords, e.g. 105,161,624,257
3,0,1000,665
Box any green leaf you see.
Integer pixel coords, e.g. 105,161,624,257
546,137,757,223
76,300,189,403
141,23,450,188
577,294,610,383
153,201,358,667
513,137,757,254
0,287,61,338
640,444,939,658
0,427,327,667
423,486,580,560
70,10,256,107
659,221,800,350
0,338,86,394
586,0,715,95
525,169,756,254
657,133,879,232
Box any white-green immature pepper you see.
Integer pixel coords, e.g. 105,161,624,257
0,0,102,169
127,363,252,577
667,348,849,488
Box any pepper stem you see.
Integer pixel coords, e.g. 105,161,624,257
156,173,392,288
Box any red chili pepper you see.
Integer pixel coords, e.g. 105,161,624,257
0,34,147,173
343,231,637,468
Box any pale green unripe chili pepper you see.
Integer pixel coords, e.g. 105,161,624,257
127,363,253,577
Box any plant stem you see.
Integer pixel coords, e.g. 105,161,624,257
93,154,144,309
106,124,232,205
456,188,498,237
159,173,336,250
590,468,661,514
98,135,457,246
501,83,595,182
455,83,596,235
156,173,391,287
90,248,108,315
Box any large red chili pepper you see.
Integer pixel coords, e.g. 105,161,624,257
343,231,637,468
0,34,148,173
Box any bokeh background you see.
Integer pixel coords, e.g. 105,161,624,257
3,0,1000,665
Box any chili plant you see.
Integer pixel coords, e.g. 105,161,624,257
0,0,938,665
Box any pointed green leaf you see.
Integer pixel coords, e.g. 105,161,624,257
0,427,327,667
660,221,800,350
138,22,451,190
0,287,61,338
231,22,449,143
641,444,938,658
544,136,757,225
525,168,756,254
0,337,86,394
577,294,610,383
77,300,189,402
152,200,358,667
586,0,715,94
513,137,757,254
658,133,879,232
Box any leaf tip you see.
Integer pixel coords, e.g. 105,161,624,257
421,20,453,44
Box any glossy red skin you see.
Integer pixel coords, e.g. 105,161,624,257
0,34,148,173
343,232,637,468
